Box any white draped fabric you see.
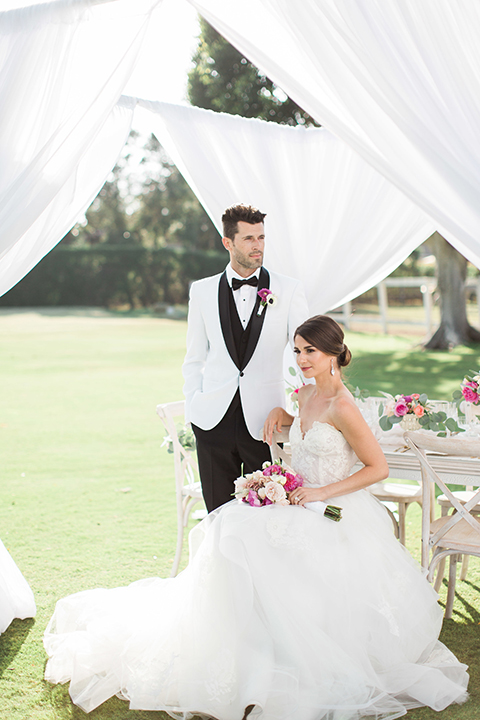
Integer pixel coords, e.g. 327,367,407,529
188,0,480,268
138,100,435,312
0,0,160,296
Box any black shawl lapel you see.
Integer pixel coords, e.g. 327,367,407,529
218,271,240,369
241,267,270,371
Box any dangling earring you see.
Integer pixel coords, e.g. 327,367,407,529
330,359,335,376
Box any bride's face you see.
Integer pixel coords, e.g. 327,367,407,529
294,335,332,378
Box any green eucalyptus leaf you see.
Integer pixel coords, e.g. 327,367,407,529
379,415,393,431
452,390,463,400
437,431,447,437
418,415,430,426
390,415,403,424
288,366,297,376
378,403,384,417
418,393,428,404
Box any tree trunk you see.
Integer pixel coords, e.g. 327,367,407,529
424,232,480,349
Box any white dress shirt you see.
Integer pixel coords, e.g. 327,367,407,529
226,264,261,328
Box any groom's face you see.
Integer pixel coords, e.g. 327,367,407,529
223,221,265,276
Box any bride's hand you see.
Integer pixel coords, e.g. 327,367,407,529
263,407,291,445
289,487,327,506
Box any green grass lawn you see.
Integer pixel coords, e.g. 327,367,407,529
1,307,479,720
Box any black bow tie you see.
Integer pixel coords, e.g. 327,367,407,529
231,276,258,291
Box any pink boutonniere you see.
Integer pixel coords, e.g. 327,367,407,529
257,288,277,316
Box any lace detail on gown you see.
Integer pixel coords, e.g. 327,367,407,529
289,417,357,487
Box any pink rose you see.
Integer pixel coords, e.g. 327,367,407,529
284,476,303,493
462,386,479,403
264,481,287,504
403,395,412,403
464,381,477,389
413,405,425,417
394,400,409,417
411,393,420,399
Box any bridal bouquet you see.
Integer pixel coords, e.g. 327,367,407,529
234,461,342,521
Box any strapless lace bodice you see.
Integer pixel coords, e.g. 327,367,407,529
289,417,357,487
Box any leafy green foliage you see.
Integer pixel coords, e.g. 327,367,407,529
188,18,316,126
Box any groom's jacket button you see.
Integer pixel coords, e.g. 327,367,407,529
240,371,244,377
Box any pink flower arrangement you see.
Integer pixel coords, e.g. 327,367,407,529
391,393,428,418
234,461,303,507
461,377,480,404
380,391,463,435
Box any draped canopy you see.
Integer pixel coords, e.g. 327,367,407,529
2,0,480,306
140,101,434,313
0,0,160,296
189,0,480,267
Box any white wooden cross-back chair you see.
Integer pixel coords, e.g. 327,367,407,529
270,426,292,466
156,401,204,577
404,431,480,618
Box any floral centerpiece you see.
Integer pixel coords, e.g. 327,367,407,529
452,371,480,406
234,461,342,521
378,392,463,436
452,371,480,424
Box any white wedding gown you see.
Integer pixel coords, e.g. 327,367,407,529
0,539,36,633
44,419,469,719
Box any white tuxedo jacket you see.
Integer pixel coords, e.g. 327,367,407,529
182,267,309,440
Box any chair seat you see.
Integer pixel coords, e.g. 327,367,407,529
437,490,480,510
368,482,421,503
430,514,480,552
181,481,203,499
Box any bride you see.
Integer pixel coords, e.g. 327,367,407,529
44,315,468,719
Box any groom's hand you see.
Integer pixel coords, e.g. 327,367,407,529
263,407,287,445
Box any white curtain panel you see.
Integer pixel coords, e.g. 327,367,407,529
0,0,160,297
189,0,480,268
138,100,435,313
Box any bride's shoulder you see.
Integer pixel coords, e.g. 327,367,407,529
296,384,315,407
330,392,363,427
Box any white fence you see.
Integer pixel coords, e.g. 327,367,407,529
330,276,480,334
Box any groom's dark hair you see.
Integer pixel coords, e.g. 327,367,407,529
222,204,267,240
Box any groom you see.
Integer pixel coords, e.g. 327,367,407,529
182,204,308,512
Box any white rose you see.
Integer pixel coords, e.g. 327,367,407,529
258,487,266,499
264,481,287,503
234,477,248,490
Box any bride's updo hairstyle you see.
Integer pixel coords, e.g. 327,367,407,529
294,315,352,369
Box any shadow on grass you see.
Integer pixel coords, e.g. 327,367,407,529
0,617,35,677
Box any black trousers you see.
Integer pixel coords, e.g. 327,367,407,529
192,395,272,513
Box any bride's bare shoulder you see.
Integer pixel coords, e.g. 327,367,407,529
330,391,363,425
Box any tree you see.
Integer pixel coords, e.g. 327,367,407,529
188,18,316,126
424,233,480,349
188,20,480,349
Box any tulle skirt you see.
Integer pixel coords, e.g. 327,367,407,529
0,539,36,634
44,492,469,719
